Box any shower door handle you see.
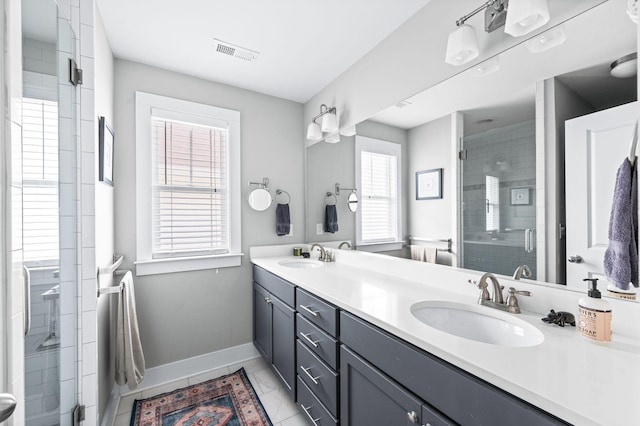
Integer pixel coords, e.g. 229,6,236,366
524,229,534,253
23,265,31,337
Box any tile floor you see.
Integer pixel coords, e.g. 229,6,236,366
113,356,307,426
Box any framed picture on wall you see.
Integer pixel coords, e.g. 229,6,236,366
99,116,114,186
511,187,530,205
416,168,443,200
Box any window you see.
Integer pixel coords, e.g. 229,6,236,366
22,97,59,265
135,92,241,275
485,175,500,232
355,136,402,251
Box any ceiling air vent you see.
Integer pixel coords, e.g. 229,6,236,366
213,38,259,62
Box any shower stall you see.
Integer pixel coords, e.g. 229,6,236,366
461,120,537,279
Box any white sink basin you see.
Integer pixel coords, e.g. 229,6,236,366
410,301,544,347
278,259,324,269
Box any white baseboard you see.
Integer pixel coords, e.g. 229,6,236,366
101,342,259,425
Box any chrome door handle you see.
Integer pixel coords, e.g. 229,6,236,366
23,265,31,337
568,255,583,263
300,365,320,385
407,410,419,423
299,304,319,317
0,393,17,422
300,404,320,426
299,332,319,348
524,229,534,253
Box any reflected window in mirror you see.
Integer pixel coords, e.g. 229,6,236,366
485,175,500,234
355,136,402,249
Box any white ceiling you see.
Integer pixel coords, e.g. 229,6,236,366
95,0,431,103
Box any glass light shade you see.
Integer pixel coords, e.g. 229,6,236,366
504,0,550,37
340,125,356,137
610,53,637,78
471,56,500,76
306,122,322,141
321,111,339,133
325,133,340,143
525,24,566,53
445,25,479,66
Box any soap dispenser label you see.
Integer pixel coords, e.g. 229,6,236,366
577,306,611,342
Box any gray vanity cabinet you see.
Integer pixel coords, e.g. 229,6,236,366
253,266,296,400
340,345,452,426
340,311,568,426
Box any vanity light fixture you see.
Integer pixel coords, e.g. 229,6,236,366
471,56,500,76
307,104,339,141
325,133,341,143
446,0,552,66
610,52,638,78
504,0,550,37
525,24,566,53
340,125,357,137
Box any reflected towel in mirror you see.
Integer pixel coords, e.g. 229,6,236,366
325,204,339,233
410,245,438,263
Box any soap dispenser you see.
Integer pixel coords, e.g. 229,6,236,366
578,278,612,343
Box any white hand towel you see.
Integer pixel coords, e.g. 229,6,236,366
423,247,438,264
115,271,145,390
410,245,425,261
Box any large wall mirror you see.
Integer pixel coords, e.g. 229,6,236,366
305,0,638,301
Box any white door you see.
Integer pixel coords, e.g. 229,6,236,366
565,101,638,290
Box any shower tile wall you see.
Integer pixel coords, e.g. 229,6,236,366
463,120,536,277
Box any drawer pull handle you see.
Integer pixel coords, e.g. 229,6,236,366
299,304,319,317
300,365,320,385
299,332,319,348
407,410,419,424
264,296,271,304
301,404,320,426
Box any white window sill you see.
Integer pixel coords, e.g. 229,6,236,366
134,253,244,276
355,241,404,253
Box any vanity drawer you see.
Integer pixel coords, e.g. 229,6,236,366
296,288,339,337
297,314,339,370
297,340,338,417
297,377,338,426
253,265,295,307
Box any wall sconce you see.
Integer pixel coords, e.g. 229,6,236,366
307,104,339,141
445,0,551,66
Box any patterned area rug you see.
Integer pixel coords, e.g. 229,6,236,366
130,368,272,426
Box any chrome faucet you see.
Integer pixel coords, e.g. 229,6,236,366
338,241,351,250
512,264,532,280
310,243,330,262
479,272,504,304
469,272,531,313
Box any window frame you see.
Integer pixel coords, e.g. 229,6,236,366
355,135,403,252
135,92,242,275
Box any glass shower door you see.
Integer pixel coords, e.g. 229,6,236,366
461,120,537,279
22,1,79,424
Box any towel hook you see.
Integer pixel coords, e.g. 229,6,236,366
325,192,337,205
628,120,638,166
275,189,291,204
248,177,269,190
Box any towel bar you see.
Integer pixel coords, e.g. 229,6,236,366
409,237,452,253
98,282,123,296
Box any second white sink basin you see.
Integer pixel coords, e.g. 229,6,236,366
410,300,544,347
278,259,324,269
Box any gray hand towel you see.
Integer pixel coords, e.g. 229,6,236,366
276,203,290,236
604,157,639,290
325,204,339,233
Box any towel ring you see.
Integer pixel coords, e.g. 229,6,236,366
275,189,291,204
325,192,337,205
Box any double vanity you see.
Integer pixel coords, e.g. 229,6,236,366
251,244,640,425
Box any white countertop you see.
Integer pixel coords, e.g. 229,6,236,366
251,247,640,426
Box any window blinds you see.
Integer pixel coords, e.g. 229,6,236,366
22,98,59,264
360,150,398,242
151,117,229,258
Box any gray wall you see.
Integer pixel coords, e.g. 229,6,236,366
113,60,304,368
94,9,115,418
407,114,454,264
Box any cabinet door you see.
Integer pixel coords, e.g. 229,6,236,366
340,345,424,426
271,295,296,400
253,282,272,363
